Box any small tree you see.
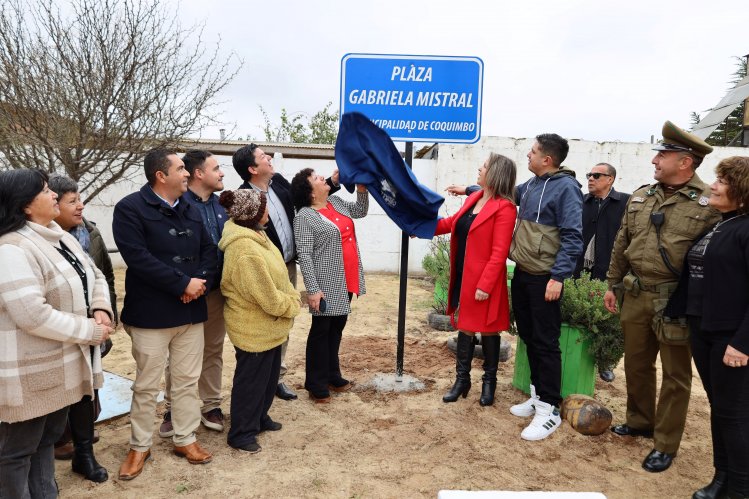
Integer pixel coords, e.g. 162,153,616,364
0,0,241,202
258,101,339,144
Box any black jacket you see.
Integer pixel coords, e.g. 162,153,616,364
574,188,630,281
113,185,217,329
239,173,338,261
665,214,749,354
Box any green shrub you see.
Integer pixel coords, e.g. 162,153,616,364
559,272,624,371
421,235,450,314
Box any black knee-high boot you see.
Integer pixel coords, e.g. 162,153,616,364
69,396,108,483
479,335,500,406
693,470,728,499
443,332,474,403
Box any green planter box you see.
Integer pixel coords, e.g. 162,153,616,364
512,324,596,397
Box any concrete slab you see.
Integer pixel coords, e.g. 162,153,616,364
359,372,425,393
96,371,163,423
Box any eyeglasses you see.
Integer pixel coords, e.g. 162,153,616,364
586,172,612,180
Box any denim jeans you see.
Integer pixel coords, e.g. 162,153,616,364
0,406,69,499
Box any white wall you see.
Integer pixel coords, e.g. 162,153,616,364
84,138,749,274
85,154,435,273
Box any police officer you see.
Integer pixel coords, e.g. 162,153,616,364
603,121,721,473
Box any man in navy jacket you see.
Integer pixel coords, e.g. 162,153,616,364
114,148,217,480
160,150,229,437
233,143,339,401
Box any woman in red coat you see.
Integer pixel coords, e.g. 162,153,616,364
436,153,517,406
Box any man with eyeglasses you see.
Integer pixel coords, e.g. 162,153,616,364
574,164,630,383
603,121,720,473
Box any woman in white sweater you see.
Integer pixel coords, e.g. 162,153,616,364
0,169,113,498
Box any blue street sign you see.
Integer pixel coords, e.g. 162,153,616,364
340,53,483,143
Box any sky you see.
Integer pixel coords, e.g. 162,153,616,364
176,0,749,144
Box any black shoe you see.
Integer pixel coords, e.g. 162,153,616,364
725,491,749,499
276,383,298,401
232,442,261,454
479,335,500,407
260,419,283,433
611,424,654,438
642,449,674,473
693,470,728,499
443,332,475,403
68,397,108,483
599,370,615,382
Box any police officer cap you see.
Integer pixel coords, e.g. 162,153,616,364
652,120,713,159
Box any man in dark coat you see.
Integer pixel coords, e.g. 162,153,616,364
574,162,630,382
160,150,229,437
233,143,339,401
575,163,630,281
114,148,217,480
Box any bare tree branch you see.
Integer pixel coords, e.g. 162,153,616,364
0,0,242,203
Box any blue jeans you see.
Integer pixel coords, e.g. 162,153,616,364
0,406,69,499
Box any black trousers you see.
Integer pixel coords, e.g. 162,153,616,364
690,318,749,496
511,268,562,407
304,314,348,397
227,345,282,448
0,406,68,499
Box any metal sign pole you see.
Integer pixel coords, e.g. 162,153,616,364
395,141,414,380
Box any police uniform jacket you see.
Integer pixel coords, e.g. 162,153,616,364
113,185,218,329
607,174,720,289
574,188,630,281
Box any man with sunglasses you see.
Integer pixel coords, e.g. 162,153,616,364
574,164,630,383
603,121,720,473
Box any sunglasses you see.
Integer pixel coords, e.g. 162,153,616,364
586,172,612,180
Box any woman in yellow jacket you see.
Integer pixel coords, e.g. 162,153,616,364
218,189,300,454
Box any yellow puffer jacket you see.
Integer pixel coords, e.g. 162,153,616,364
219,220,300,353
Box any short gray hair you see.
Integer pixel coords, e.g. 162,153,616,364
595,162,617,178
48,173,79,198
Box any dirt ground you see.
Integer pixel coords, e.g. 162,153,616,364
55,272,713,498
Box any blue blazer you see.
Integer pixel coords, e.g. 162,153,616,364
113,185,218,329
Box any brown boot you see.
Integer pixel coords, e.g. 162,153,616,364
173,442,212,464
54,441,74,460
118,449,151,481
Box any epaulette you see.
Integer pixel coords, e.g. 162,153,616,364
632,183,655,196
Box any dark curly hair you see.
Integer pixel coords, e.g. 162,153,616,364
290,168,315,211
715,156,749,215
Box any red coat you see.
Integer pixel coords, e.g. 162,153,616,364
435,191,516,332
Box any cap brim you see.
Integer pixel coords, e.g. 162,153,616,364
652,143,693,153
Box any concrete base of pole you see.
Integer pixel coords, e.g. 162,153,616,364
360,373,425,393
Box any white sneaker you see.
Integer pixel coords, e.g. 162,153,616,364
520,400,562,441
510,384,539,417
